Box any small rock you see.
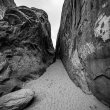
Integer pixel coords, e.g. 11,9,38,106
0,89,35,110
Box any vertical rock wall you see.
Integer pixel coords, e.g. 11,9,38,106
56,0,110,106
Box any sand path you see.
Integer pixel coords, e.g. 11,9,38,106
24,60,109,110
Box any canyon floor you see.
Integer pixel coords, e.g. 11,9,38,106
24,60,109,110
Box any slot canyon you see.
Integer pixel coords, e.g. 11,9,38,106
0,0,109,110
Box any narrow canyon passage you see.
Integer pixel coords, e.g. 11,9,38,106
0,0,110,110
24,60,109,110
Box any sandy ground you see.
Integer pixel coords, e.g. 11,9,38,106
24,60,110,110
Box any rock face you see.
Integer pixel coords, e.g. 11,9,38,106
0,89,35,110
56,0,110,106
0,1,54,97
0,0,16,19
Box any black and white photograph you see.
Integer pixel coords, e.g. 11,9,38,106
0,0,109,110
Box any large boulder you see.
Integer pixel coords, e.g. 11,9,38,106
0,89,35,110
0,2,54,97
56,0,110,106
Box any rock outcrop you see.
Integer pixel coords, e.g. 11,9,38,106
0,0,54,97
56,0,110,106
0,89,35,110
0,0,16,19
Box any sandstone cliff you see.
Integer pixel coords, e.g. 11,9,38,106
56,0,110,106
0,0,54,98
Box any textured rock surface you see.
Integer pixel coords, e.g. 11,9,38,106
0,1,54,97
0,89,35,110
0,0,16,19
56,0,110,106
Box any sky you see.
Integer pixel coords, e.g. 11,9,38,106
14,0,64,48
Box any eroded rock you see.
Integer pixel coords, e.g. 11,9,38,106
0,1,54,97
0,89,35,110
56,0,110,106
0,0,16,19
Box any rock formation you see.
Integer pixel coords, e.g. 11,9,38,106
0,0,16,19
0,0,54,98
56,0,110,106
0,89,35,110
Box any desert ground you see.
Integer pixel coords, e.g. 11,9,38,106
24,60,109,110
